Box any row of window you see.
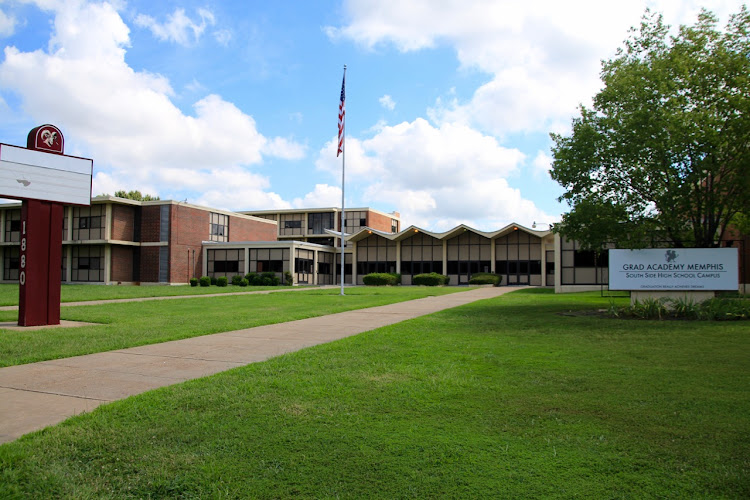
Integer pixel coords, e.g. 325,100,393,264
3,246,104,282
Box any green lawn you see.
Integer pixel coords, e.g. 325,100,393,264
1,289,748,498
0,283,296,306
0,286,468,367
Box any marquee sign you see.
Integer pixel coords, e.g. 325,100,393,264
0,143,92,206
0,125,93,326
609,248,739,291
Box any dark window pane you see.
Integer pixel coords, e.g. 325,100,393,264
530,260,542,274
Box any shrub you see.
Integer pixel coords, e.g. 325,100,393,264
216,276,228,287
199,276,211,287
698,298,750,321
231,275,244,286
468,273,500,286
245,272,257,284
283,271,293,285
362,273,398,286
210,276,218,286
251,274,264,286
189,277,198,287
412,272,449,286
259,272,279,286
239,278,249,287
631,298,669,319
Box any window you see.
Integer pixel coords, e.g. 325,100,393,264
4,210,21,243
560,239,609,285
285,220,302,229
446,232,491,282
207,248,243,277
209,213,229,242
494,231,543,285
3,246,19,280
391,219,398,233
72,205,105,241
308,212,334,234
72,246,103,282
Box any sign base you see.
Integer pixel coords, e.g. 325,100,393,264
18,199,63,326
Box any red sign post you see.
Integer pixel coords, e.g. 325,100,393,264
0,125,93,326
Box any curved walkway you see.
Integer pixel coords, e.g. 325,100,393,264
0,286,521,444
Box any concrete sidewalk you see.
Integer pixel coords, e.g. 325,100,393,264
0,286,520,444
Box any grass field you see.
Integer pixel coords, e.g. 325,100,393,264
0,283,296,306
1,288,747,498
0,286,467,367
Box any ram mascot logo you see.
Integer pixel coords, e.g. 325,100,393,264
40,129,58,148
665,250,678,263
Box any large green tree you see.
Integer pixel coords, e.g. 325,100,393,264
550,7,750,249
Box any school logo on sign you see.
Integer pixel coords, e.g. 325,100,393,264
27,124,64,154
665,250,678,263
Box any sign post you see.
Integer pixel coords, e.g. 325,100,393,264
0,125,93,326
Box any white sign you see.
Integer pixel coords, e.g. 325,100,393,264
0,144,92,205
609,248,738,291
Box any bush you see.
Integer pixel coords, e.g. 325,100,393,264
362,273,398,286
245,272,257,283
412,272,449,286
231,275,244,286
283,271,293,286
210,276,218,286
608,296,750,321
199,276,211,287
239,278,249,287
698,298,750,321
189,277,198,287
264,272,280,286
216,276,228,287
250,274,264,286
468,273,501,286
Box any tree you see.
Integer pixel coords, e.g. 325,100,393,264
111,190,160,201
550,7,750,249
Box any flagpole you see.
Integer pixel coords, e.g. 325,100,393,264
339,65,347,296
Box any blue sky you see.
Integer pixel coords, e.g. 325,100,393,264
0,0,745,231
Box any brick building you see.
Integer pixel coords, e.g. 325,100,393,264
0,196,276,285
240,207,400,246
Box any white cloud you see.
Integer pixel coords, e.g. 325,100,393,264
330,0,747,137
135,7,216,46
0,1,304,210
379,94,395,110
532,150,552,178
0,9,17,37
293,184,342,208
315,117,555,230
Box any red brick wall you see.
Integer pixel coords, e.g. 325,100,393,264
166,205,277,283
230,216,277,241
367,210,399,233
169,205,207,283
111,205,136,241
111,246,134,282
140,246,160,282
140,206,162,242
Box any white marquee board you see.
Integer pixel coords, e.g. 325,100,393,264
0,144,92,206
609,248,738,291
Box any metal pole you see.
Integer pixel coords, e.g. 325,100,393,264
340,64,347,296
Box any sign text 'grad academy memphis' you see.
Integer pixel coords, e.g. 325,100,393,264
609,248,739,291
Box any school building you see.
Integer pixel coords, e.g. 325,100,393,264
0,196,745,292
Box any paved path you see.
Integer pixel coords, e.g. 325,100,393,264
0,286,520,444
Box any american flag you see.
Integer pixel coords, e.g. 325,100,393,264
337,69,345,157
